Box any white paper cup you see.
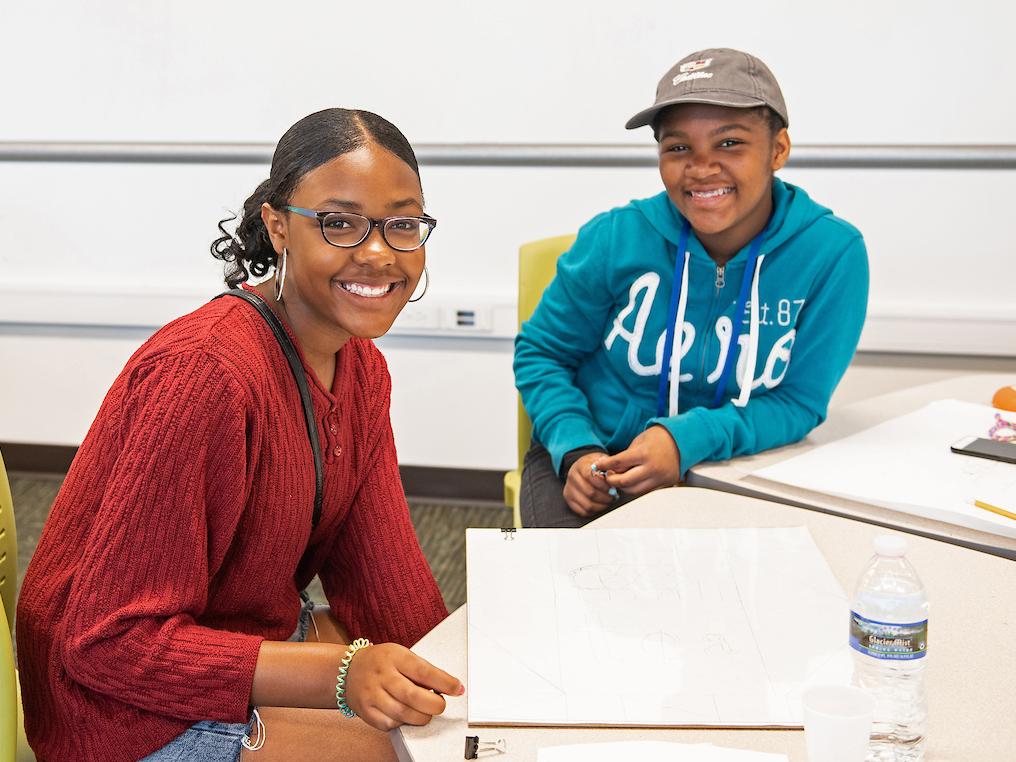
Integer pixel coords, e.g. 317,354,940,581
802,685,874,762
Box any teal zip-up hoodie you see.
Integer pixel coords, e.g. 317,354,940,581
514,178,869,477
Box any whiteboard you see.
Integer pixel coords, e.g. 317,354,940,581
465,527,852,727
3,0,1014,144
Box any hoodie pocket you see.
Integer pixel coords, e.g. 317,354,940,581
605,400,654,452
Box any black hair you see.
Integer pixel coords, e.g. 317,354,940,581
211,108,421,288
752,105,786,135
652,104,786,141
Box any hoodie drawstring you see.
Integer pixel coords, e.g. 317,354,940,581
667,251,691,416
734,253,766,408
656,222,691,418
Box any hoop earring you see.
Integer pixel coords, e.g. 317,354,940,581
408,267,429,303
274,248,288,302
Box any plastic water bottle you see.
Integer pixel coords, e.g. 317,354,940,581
850,534,928,761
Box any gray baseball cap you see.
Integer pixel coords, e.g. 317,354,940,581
625,48,788,130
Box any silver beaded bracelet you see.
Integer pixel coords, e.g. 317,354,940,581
336,637,372,718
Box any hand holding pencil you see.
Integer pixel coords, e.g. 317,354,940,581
344,642,464,731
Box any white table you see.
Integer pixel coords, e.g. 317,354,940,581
688,373,1016,559
395,487,1016,761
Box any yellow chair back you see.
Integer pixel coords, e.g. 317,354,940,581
0,451,38,761
0,448,17,762
1,604,15,762
504,234,576,526
0,451,16,635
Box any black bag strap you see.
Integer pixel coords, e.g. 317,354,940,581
213,289,323,532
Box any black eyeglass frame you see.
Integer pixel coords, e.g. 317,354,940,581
284,205,437,252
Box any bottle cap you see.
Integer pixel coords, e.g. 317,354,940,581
873,534,907,557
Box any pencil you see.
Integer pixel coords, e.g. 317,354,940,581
974,500,1016,521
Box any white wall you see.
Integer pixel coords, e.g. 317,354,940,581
4,1,1014,144
2,0,1015,470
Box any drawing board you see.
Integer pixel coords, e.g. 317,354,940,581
755,399,1016,537
537,740,789,761
466,527,851,727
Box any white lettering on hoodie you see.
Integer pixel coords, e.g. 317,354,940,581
604,272,696,379
605,272,802,394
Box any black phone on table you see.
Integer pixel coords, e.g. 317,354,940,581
951,436,1016,465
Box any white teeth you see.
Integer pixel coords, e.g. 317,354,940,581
690,187,733,198
340,282,394,298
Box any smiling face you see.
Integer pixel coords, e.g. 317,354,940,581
261,142,426,346
656,103,790,262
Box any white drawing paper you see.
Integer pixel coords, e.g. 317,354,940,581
755,399,1016,538
537,741,789,761
466,527,850,727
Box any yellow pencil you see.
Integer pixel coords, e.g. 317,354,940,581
974,500,1016,521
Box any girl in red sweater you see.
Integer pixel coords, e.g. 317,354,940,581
17,108,460,761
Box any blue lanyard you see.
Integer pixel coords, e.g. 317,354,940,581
654,224,767,418
711,231,767,408
655,221,691,417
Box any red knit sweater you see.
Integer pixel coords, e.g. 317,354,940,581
15,294,448,762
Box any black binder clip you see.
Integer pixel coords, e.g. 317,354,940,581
465,735,506,758
500,527,517,540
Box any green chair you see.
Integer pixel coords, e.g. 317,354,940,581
503,234,576,527
0,450,16,643
1,448,17,762
0,450,35,762
1,603,14,762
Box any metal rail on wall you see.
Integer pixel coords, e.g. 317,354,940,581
1,142,1016,169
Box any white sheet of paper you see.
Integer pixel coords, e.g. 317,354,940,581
466,527,850,727
755,400,1016,538
537,741,789,761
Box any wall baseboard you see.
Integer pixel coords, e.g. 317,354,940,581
1,442,76,475
0,442,507,505
399,465,505,504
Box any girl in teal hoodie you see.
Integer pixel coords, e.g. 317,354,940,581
514,48,869,527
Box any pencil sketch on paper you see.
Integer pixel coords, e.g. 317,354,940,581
465,526,851,728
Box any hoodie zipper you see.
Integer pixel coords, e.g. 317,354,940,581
694,263,724,384
697,263,731,384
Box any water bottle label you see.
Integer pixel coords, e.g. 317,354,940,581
849,611,927,659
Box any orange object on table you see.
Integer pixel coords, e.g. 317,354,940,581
994,385,1016,412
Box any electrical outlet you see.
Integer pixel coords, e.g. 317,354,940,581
386,298,513,337
394,303,439,331
443,305,491,332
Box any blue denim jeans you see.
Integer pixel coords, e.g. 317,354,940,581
138,719,254,762
140,596,317,761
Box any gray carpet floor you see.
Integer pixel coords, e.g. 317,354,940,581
9,473,511,618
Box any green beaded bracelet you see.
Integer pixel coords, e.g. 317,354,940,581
336,637,372,718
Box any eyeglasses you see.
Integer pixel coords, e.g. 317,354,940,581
285,206,436,252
